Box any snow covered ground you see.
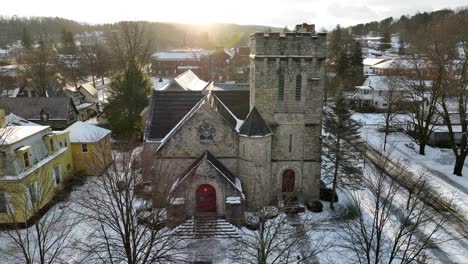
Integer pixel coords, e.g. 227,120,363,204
353,113,468,217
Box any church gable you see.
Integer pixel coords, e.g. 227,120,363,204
170,151,243,197
157,94,239,158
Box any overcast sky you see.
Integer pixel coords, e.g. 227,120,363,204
2,0,467,29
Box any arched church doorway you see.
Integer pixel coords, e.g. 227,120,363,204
196,184,217,213
282,169,295,192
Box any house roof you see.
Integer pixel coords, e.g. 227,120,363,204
0,126,49,145
0,97,77,121
64,121,111,143
172,70,209,91
146,90,249,140
151,49,210,61
5,113,40,126
363,58,388,66
78,83,98,97
239,107,272,137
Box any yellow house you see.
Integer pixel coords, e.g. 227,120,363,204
0,110,73,224
64,121,112,176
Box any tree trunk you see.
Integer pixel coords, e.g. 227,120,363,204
92,75,96,87
102,76,105,85
330,155,340,210
453,155,465,176
383,131,388,151
418,143,426,155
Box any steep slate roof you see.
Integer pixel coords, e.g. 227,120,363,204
0,97,77,121
170,151,242,195
239,107,272,137
146,90,249,140
155,91,242,150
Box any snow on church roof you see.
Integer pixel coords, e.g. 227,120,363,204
64,121,111,143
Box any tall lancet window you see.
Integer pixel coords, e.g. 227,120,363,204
278,72,285,101
295,74,302,101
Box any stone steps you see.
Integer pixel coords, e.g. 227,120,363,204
174,216,240,239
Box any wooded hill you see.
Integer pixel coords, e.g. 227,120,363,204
0,16,277,49
348,7,468,41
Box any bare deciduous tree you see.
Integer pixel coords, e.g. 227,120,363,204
0,167,77,264
72,147,183,264
108,21,154,70
230,168,326,264
339,150,452,264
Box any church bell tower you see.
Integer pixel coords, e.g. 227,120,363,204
249,23,327,202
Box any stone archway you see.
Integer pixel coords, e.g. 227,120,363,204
196,184,217,213
282,169,295,192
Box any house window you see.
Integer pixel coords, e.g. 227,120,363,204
0,192,8,213
278,72,285,101
50,139,55,152
289,134,293,152
64,139,68,147
53,166,61,186
295,75,302,101
60,141,63,148
82,144,88,152
23,152,30,168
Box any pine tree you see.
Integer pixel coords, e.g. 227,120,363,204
380,30,392,50
335,49,349,80
21,27,32,50
106,59,152,139
349,42,364,86
323,94,363,210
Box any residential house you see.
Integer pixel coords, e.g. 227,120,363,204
363,58,389,76
151,49,209,77
352,75,422,110
0,97,79,129
64,83,98,121
64,121,112,176
0,110,73,224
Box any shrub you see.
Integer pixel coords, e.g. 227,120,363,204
307,200,323,213
320,187,339,202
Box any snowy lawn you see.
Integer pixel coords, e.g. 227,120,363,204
353,113,468,217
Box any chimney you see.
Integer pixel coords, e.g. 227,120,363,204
295,23,315,33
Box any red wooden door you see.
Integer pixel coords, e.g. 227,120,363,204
282,169,295,192
196,184,217,212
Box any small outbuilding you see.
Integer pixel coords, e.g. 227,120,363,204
64,121,112,176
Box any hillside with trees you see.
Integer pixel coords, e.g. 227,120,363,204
0,16,276,49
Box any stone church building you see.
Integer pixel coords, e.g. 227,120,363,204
142,24,327,227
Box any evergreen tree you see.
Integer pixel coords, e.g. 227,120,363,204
106,59,152,139
323,94,363,210
380,30,392,50
348,42,364,86
398,39,405,55
21,27,32,50
335,49,349,80
61,29,76,54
